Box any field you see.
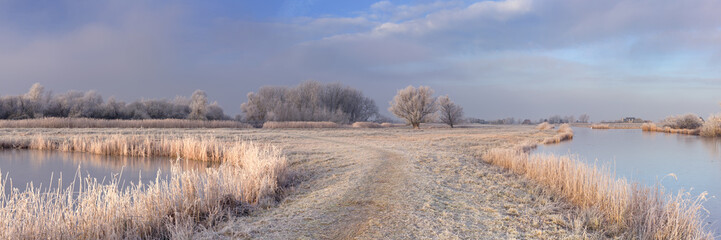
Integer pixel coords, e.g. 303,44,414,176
0,125,710,238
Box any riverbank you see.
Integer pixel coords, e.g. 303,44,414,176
0,126,710,238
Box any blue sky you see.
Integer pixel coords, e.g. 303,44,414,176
1,0,720,121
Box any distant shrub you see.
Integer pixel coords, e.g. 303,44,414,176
700,115,721,137
262,121,339,129
536,122,552,130
662,114,703,129
352,122,381,128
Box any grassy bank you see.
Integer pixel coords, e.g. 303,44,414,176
0,134,288,239
0,118,250,128
482,125,712,239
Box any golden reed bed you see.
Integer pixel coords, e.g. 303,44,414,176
0,134,288,239
483,123,712,238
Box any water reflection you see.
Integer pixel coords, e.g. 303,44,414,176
536,127,721,232
0,149,216,195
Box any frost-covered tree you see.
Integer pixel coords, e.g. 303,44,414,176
188,90,208,120
437,95,463,128
388,86,438,129
240,81,378,125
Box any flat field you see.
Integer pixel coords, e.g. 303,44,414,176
0,125,589,239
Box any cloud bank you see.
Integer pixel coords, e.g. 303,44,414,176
0,0,720,121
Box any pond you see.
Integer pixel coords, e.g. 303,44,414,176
535,127,721,233
0,149,216,195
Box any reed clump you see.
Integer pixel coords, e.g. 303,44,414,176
590,124,610,129
351,122,382,128
700,114,721,137
262,121,339,129
642,122,701,135
536,122,553,130
0,118,250,128
0,136,288,239
483,149,712,239
542,123,573,144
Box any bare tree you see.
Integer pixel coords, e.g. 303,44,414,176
388,85,438,129
437,95,463,128
188,90,208,120
578,114,590,123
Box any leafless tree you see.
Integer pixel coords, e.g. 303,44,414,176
240,81,379,125
188,90,208,120
578,114,590,123
388,85,438,129
437,95,463,128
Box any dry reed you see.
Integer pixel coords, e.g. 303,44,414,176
700,115,721,137
590,124,610,129
0,118,250,129
483,149,712,239
262,121,339,129
0,135,288,239
380,122,406,128
351,122,382,128
541,123,574,144
536,122,553,130
642,123,700,135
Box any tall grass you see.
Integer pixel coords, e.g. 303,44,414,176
380,122,406,128
483,149,712,239
0,118,250,128
536,122,553,130
351,122,382,128
541,123,574,144
262,121,339,129
590,124,610,129
0,135,288,239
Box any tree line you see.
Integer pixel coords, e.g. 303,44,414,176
3,82,470,129
0,83,228,120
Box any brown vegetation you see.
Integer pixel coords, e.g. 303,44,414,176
351,122,382,128
0,118,250,128
590,124,610,129
483,149,712,239
0,134,288,239
642,123,701,135
541,124,574,144
380,122,406,128
700,114,721,137
262,121,339,129
536,122,553,130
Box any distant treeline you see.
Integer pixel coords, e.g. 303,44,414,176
241,81,380,126
0,84,229,120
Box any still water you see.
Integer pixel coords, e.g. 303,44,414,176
535,127,721,232
0,149,215,195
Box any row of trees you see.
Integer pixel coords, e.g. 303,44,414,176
0,83,228,120
240,81,379,126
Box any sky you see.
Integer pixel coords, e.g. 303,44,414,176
0,0,720,122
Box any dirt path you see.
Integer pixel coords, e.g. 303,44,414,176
222,127,587,239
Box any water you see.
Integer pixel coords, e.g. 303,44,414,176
535,127,721,232
0,150,216,195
